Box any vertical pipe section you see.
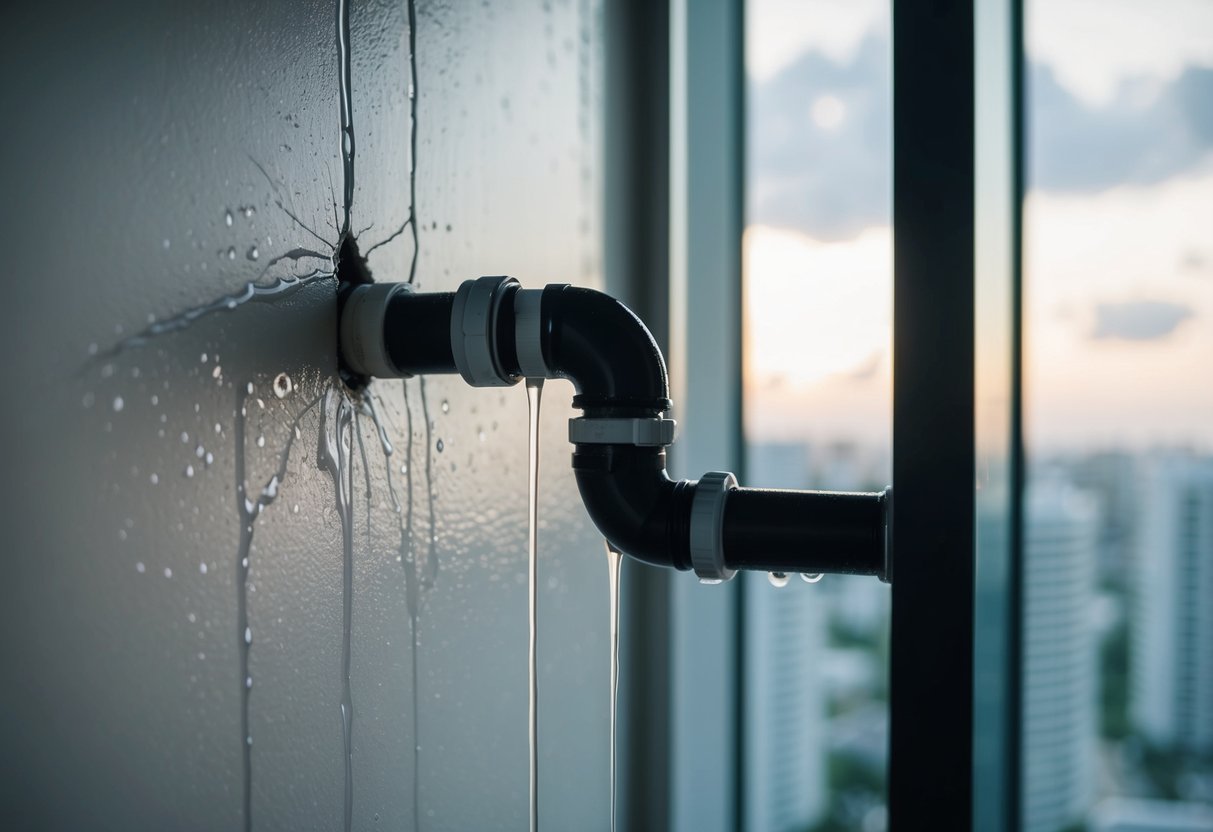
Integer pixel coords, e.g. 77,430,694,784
669,0,745,830
890,0,977,827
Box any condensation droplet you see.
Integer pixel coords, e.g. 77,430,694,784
441,400,450,413
226,246,236,260
800,572,824,584
436,438,444,453
244,626,252,645
112,396,124,412
246,245,259,261
256,435,265,448
184,464,195,478
767,571,790,588
273,373,293,399
199,562,208,575
212,365,222,379
163,567,173,579
225,209,234,227
135,561,145,573
149,473,159,485
196,445,206,458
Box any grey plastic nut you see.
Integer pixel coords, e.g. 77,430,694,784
340,282,411,378
689,471,737,583
450,276,518,387
513,288,549,378
568,417,677,447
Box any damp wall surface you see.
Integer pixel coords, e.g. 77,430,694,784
0,1,608,829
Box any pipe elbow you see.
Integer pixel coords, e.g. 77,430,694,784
571,445,693,570
539,285,670,413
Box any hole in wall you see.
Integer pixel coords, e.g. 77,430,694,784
335,231,375,392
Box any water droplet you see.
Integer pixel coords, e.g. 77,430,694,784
162,238,171,250
149,473,159,485
205,452,214,466
112,396,124,413
242,205,256,219
292,504,300,514
246,382,255,395
226,246,237,261
82,392,95,409
188,612,196,623
87,342,98,356
212,365,222,379
184,464,195,478
800,572,824,584
198,652,206,661
256,435,265,448
441,400,450,413
768,571,790,588
150,394,159,406
241,557,249,569
163,567,173,579
244,626,252,645
436,438,444,453
341,128,352,156
200,353,208,364
478,430,486,442
135,561,145,574
273,373,293,398
225,209,234,227
245,676,253,689
246,245,259,261
246,735,253,747
196,445,205,458
214,423,222,434
199,562,208,575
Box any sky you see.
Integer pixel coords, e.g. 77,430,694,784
743,0,1213,452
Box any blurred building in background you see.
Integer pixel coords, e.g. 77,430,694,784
1132,455,1213,756
1023,478,1098,832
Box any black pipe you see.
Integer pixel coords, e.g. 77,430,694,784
384,291,456,376
538,285,671,414
342,279,890,581
722,488,886,576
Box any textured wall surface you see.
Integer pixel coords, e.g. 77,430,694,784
0,1,609,829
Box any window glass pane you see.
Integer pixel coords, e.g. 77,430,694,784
1023,2,1213,829
744,2,891,829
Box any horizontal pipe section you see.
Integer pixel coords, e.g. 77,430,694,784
722,488,886,576
383,291,456,376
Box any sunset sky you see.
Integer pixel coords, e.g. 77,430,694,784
743,0,1213,452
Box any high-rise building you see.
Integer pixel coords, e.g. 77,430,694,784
1023,477,1099,832
1132,454,1213,754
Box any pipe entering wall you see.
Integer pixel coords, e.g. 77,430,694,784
339,275,891,583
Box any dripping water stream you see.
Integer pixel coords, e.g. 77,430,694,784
605,542,623,832
336,0,355,238
319,389,357,832
525,378,544,832
233,387,324,832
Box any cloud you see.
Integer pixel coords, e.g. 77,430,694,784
748,36,1213,239
1029,64,1213,191
747,36,890,240
1091,300,1194,340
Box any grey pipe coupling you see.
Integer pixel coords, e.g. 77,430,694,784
689,471,737,583
450,276,519,387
